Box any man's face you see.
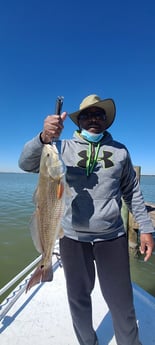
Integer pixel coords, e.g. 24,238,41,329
78,106,107,133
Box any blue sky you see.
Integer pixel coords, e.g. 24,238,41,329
0,0,155,174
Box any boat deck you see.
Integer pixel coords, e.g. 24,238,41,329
1,258,155,345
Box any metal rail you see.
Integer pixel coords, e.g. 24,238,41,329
0,255,42,296
0,256,60,322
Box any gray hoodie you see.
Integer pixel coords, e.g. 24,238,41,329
19,130,154,241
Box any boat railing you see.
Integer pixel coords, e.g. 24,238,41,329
0,241,61,322
0,255,42,298
0,255,43,321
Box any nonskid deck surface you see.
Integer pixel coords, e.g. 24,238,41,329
0,259,155,345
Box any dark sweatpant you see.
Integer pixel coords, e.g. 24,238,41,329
60,235,141,345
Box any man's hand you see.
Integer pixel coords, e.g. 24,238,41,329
41,112,67,143
139,233,155,262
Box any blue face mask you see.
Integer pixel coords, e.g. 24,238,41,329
81,129,104,143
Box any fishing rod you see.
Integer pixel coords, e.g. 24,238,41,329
55,96,64,115
53,96,64,143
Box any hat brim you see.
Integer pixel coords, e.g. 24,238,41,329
69,98,116,130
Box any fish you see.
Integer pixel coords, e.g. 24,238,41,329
26,143,66,292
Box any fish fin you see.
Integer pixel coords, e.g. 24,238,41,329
41,264,53,282
57,181,64,199
26,266,43,293
65,182,72,196
29,209,44,253
58,227,64,239
32,186,39,204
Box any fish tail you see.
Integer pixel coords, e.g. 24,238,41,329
26,266,43,293
41,263,53,282
26,263,53,293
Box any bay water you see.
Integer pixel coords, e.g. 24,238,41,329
0,172,155,302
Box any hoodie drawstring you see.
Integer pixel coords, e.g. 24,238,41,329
86,142,100,176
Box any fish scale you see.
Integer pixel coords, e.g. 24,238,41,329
26,144,66,292
37,177,64,264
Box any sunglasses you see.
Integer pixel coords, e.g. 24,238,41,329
78,111,106,122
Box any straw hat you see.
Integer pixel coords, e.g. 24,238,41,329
69,94,116,129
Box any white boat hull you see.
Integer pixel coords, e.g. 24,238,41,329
0,258,155,344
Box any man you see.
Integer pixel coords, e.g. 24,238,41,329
19,94,154,345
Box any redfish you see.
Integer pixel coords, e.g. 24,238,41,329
26,144,66,292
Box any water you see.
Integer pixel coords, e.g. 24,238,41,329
140,175,155,204
130,175,155,296
0,173,155,302
0,173,38,294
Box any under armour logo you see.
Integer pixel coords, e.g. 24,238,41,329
77,150,114,169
